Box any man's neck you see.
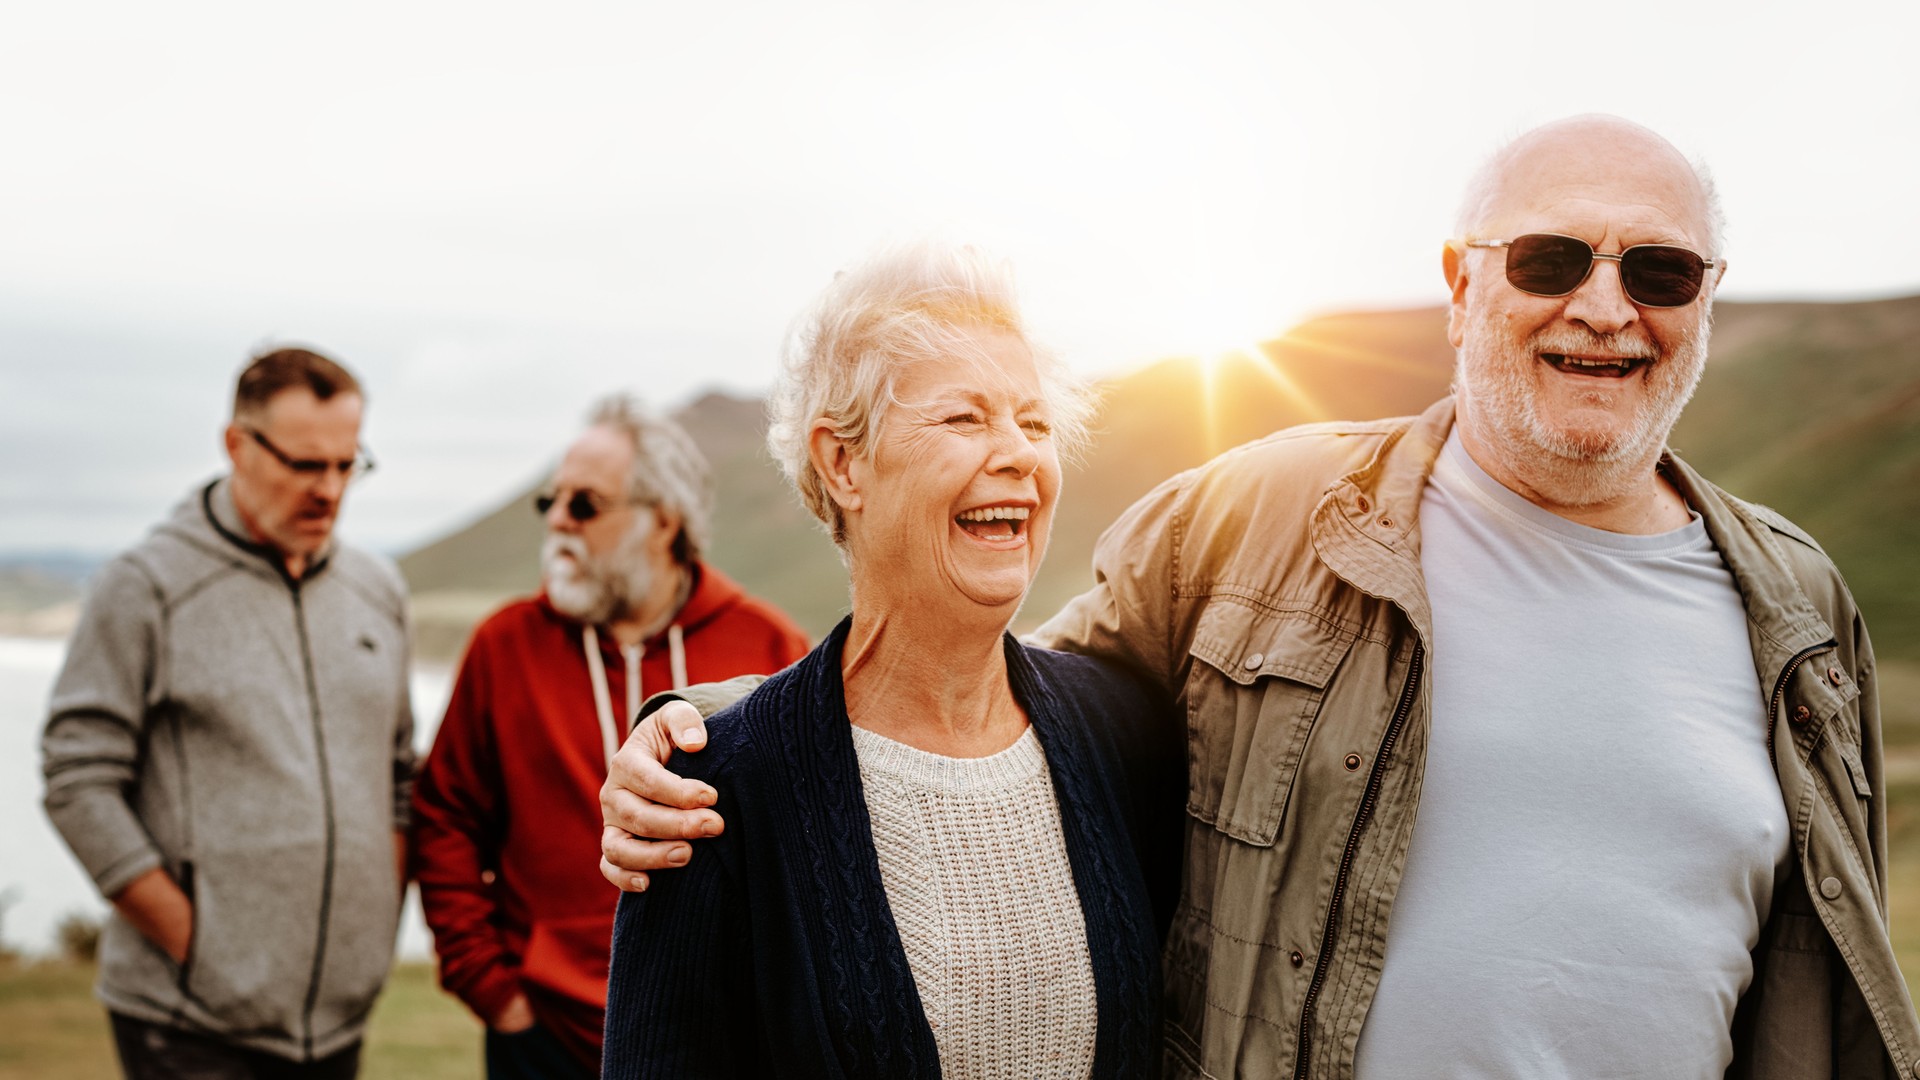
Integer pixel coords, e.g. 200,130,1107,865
1454,418,1691,536
605,563,690,647
228,480,308,580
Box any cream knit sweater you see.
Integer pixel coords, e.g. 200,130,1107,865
850,724,1098,1079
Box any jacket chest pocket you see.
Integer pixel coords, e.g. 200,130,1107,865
1182,601,1352,845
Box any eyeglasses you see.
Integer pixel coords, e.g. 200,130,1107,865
1463,233,1721,308
533,489,636,524
246,428,376,483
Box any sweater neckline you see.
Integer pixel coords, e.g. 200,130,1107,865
849,724,1044,793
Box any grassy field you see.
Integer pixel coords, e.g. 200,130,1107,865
0,961,480,1080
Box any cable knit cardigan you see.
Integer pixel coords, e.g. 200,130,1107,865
601,617,1183,1079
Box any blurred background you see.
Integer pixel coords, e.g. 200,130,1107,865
2,1,1916,1075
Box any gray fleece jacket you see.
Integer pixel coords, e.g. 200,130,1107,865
41,478,414,1062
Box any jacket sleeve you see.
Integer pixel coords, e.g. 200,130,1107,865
41,556,170,899
1030,470,1192,692
1853,607,1889,910
408,635,522,1024
601,777,757,1078
637,675,768,723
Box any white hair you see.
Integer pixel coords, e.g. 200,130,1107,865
584,393,713,565
1453,117,1727,258
767,241,1095,544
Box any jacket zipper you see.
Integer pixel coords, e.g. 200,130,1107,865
291,583,339,1061
1765,640,1834,774
1292,641,1424,1079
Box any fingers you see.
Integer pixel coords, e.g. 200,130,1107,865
600,854,649,893
602,783,724,840
602,825,698,879
609,710,717,807
657,700,710,752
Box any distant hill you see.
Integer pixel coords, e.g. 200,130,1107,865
398,295,1920,664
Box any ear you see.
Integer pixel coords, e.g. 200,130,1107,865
646,505,683,558
807,421,863,514
1442,241,1473,349
223,423,244,468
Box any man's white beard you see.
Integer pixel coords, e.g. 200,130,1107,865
1455,307,1711,507
543,518,656,625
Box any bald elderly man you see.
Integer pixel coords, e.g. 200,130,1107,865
601,117,1920,1078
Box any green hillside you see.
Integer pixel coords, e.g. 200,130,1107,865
1669,296,1920,660
398,295,1920,666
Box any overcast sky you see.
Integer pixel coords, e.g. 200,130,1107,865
2,0,1915,557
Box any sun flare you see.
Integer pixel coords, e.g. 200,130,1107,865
1184,341,1326,456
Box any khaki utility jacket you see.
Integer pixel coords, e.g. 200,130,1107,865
1034,397,1920,1079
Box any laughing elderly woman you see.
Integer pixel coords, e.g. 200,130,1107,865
599,244,1181,1079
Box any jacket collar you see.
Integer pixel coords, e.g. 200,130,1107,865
1310,397,1454,645
194,477,332,584
1308,395,1835,676
1659,454,1836,673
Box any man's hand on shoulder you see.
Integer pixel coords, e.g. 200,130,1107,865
599,701,723,893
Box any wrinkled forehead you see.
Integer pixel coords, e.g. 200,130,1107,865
1474,128,1714,248
255,386,363,441
554,424,636,492
886,328,1048,409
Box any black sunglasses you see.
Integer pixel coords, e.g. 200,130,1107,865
245,428,375,483
1464,233,1720,308
534,489,632,523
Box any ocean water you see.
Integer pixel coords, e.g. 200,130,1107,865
0,635,452,960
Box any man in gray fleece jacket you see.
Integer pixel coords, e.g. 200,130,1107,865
41,347,414,1078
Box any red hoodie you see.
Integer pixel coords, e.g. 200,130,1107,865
410,563,809,1068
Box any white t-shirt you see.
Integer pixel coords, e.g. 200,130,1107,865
1352,431,1790,1079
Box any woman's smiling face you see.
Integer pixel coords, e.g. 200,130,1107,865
844,325,1061,616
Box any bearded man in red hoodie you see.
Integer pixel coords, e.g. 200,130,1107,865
410,394,810,1079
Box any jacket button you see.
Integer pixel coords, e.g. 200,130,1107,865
1356,496,1371,513
1820,876,1843,900
1792,704,1812,724
1244,653,1265,670
1344,753,1363,771
1290,950,1304,967
1378,517,1394,529
1828,667,1844,686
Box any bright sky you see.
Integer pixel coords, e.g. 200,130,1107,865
2,0,1915,556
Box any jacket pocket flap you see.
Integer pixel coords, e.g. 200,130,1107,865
1840,745,1873,799
1188,602,1350,689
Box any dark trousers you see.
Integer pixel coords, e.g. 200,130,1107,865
484,1023,596,1080
109,1013,361,1080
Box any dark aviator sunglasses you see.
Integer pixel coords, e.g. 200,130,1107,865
533,489,634,523
1465,233,1720,308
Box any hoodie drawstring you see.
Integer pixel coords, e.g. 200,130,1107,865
585,624,689,767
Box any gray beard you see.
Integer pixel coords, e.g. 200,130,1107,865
1454,311,1710,508
543,528,655,626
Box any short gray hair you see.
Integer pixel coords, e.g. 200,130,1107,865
585,393,713,565
767,241,1095,545
1454,117,1727,258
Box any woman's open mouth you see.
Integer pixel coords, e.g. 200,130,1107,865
955,505,1030,540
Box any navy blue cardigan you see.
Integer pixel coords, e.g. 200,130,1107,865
602,618,1183,1079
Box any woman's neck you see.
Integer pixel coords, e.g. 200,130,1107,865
840,604,1029,758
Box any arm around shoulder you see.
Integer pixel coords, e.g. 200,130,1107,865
1030,470,1192,690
